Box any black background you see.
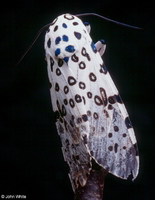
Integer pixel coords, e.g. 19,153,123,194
0,0,154,199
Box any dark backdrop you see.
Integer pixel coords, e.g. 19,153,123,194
0,0,154,199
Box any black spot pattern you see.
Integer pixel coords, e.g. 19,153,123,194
94,95,103,106
108,146,113,151
73,22,78,26
114,143,118,153
108,133,113,138
81,47,91,61
108,95,116,104
56,68,61,76
100,87,108,106
108,104,113,110
100,63,108,74
87,92,92,98
79,82,86,90
82,96,86,104
58,59,64,67
64,86,69,94
47,38,51,48
75,155,80,160
54,25,58,32
114,126,119,132
62,105,67,116
69,98,75,108
79,61,86,69
125,117,133,129
71,54,79,62
99,68,104,74
75,94,82,103
63,99,68,105
108,94,122,105
50,57,54,72
93,112,99,119
81,47,87,56
82,114,88,122
74,31,81,40
87,54,91,61
68,76,77,86
87,110,91,116
77,117,82,124
123,133,127,137
89,72,97,82
55,83,60,92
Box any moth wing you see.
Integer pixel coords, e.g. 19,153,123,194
79,43,139,180
47,57,92,191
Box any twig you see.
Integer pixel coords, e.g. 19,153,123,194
74,168,107,200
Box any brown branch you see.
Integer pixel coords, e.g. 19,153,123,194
74,168,107,200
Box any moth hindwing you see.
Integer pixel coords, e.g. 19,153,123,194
44,13,139,191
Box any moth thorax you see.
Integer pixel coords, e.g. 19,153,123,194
54,43,78,60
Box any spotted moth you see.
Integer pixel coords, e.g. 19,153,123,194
44,13,139,191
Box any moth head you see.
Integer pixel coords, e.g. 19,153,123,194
44,13,92,62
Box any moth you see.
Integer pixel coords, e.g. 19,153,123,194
44,13,139,191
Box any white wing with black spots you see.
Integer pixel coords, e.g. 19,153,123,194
44,13,139,191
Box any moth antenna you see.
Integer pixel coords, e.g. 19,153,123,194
15,23,51,66
76,13,142,30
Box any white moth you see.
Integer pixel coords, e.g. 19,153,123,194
44,13,139,191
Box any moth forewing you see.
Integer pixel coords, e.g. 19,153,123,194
44,13,139,190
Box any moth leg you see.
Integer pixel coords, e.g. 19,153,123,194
95,39,106,56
